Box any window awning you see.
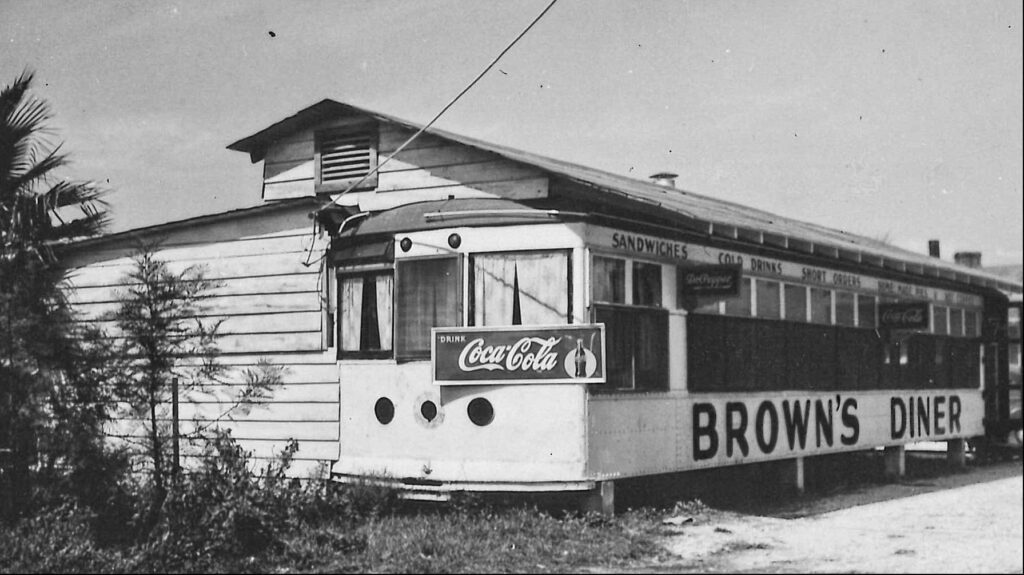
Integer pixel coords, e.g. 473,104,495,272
329,238,394,267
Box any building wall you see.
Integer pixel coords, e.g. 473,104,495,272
262,119,549,209
61,204,338,476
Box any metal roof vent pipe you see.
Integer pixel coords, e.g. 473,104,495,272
649,172,679,188
954,251,982,268
928,240,941,258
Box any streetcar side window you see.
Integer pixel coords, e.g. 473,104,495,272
592,255,668,392
470,250,570,326
933,306,949,335
784,284,807,322
949,308,964,337
724,278,752,316
338,271,394,358
835,291,855,327
858,295,877,329
593,256,626,304
756,279,781,319
394,256,461,360
632,261,662,307
810,287,831,324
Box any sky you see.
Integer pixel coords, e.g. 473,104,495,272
2,0,1022,266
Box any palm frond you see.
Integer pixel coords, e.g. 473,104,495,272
1,69,109,261
5,146,67,196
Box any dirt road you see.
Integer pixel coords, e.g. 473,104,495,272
647,457,1023,573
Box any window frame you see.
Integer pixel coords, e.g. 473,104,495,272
314,124,379,195
393,254,464,362
468,248,574,326
336,268,395,360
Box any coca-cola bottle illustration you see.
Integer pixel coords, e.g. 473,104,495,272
574,338,586,378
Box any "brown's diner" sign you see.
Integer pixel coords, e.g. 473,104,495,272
432,325,606,385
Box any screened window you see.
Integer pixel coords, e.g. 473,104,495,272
724,278,752,316
394,257,461,360
593,256,625,304
784,284,807,322
472,251,570,326
810,287,831,324
339,271,394,358
756,280,781,319
632,261,662,307
933,306,948,335
595,305,668,392
858,295,876,329
835,291,855,327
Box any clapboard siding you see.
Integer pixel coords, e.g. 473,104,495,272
72,292,322,324
265,159,314,184
85,312,323,339
62,206,341,471
69,274,320,305
110,420,338,442
114,402,338,423
66,251,317,288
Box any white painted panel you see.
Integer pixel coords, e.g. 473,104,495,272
586,388,985,478
264,138,314,164
334,361,588,483
264,179,314,200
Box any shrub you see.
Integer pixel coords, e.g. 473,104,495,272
0,503,124,574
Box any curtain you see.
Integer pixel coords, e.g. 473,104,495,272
593,257,625,304
375,274,394,351
340,276,363,351
473,252,568,326
395,258,460,357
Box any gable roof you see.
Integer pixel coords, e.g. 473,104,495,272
228,99,1022,295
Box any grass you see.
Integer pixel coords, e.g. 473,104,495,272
0,502,668,574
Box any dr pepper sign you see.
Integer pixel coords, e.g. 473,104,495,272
432,325,606,385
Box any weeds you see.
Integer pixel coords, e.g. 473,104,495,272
0,431,667,574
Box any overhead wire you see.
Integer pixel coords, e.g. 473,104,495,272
308,0,561,221
303,0,560,269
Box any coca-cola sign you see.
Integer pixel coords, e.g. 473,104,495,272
878,302,930,330
432,325,606,385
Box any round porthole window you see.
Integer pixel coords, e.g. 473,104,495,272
420,400,438,422
374,397,395,425
467,398,494,427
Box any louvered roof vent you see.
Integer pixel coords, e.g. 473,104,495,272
316,129,378,193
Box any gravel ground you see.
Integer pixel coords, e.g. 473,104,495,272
629,454,1023,573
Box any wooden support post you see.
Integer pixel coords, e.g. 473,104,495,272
884,445,905,479
778,457,806,494
946,438,967,468
793,456,806,494
171,376,180,478
580,481,615,517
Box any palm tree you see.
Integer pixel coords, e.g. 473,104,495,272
1,69,109,518
1,70,108,262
